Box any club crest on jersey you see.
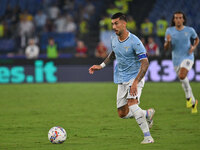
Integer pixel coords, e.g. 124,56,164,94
124,46,130,52
184,32,188,36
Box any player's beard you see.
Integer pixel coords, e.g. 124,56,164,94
116,30,122,36
176,23,183,29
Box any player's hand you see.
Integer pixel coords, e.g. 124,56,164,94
188,45,196,54
130,80,138,96
89,65,102,74
166,34,171,42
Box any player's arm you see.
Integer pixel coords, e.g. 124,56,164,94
89,51,116,74
130,54,149,96
135,58,149,83
164,34,172,51
189,36,199,54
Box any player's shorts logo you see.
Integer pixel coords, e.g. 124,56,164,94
186,61,190,66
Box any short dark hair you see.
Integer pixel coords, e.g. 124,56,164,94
111,12,127,22
171,11,187,26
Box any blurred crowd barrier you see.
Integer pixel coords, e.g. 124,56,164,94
0,58,199,83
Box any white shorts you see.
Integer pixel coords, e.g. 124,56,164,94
174,59,194,74
116,78,145,108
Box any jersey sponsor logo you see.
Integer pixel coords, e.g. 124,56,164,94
124,46,130,52
0,60,57,83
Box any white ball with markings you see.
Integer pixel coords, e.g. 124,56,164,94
48,126,67,144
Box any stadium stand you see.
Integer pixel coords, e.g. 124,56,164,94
0,0,199,59
149,0,200,33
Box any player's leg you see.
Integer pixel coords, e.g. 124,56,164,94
127,78,154,144
117,98,154,143
117,83,133,118
116,79,154,143
179,68,198,113
179,67,188,80
116,78,144,118
179,67,194,107
134,83,155,129
117,104,130,118
117,84,144,118
176,59,197,113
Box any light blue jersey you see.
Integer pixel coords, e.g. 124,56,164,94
165,26,197,66
111,32,147,84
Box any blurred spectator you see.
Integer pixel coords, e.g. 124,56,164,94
25,38,40,59
0,21,5,38
156,16,168,40
127,15,137,34
115,0,132,14
95,42,108,59
99,15,113,53
106,4,120,17
47,3,60,21
19,10,33,21
54,14,67,33
156,16,168,55
34,10,47,33
64,15,77,33
75,40,88,58
99,15,112,32
78,18,89,39
47,37,58,59
83,0,95,19
18,16,35,37
17,16,35,51
145,36,159,57
140,18,153,42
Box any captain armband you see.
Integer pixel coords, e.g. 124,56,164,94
100,62,106,68
138,53,147,60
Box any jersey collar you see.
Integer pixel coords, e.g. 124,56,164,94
175,25,185,31
118,31,130,43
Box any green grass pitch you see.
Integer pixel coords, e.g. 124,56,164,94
0,82,199,150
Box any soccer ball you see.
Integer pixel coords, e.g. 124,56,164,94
48,126,67,144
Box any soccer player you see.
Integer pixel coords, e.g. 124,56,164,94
89,12,155,144
164,11,199,113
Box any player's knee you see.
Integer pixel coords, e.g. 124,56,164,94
179,74,186,80
117,105,129,118
118,110,128,118
118,112,127,118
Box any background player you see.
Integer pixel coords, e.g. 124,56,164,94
164,11,199,113
89,12,155,144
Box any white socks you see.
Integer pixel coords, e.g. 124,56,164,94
180,77,195,104
123,104,150,137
